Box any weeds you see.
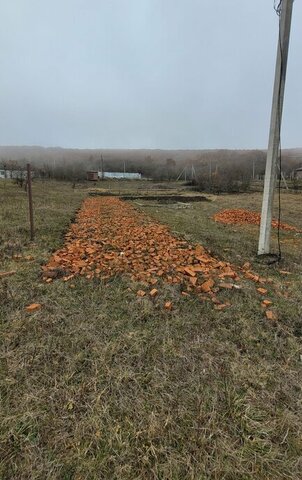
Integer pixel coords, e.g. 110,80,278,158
0,181,301,479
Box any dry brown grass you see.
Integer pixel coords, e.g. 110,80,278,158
0,180,301,479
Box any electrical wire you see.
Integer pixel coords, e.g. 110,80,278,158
276,7,283,262
274,0,283,16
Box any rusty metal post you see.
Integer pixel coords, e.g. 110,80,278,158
27,163,34,240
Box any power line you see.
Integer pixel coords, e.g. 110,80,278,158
274,0,283,16
276,3,284,262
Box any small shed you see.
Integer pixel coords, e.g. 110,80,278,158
87,171,98,181
295,167,302,179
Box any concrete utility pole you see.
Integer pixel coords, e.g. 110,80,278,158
191,164,197,181
100,154,104,180
27,163,34,241
258,0,294,255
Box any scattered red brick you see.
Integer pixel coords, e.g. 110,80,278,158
257,287,268,295
215,303,228,311
262,299,273,308
42,197,278,309
219,282,233,289
213,209,301,232
200,279,215,293
164,301,173,311
26,303,42,312
266,310,277,321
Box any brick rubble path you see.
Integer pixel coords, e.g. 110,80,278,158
43,197,273,309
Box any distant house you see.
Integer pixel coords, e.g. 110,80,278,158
0,169,28,180
87,171,99,181
98,172,142,180
87,170,142,181
295,167,302,179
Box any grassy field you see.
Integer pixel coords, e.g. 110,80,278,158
0,180,301,480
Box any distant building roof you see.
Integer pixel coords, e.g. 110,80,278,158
0,169,27,179
99,172,142,179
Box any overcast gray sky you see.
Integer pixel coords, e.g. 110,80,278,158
0,0,301,149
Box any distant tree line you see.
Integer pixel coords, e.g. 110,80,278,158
1,146,301,193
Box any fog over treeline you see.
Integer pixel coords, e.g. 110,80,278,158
1,146,302,182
